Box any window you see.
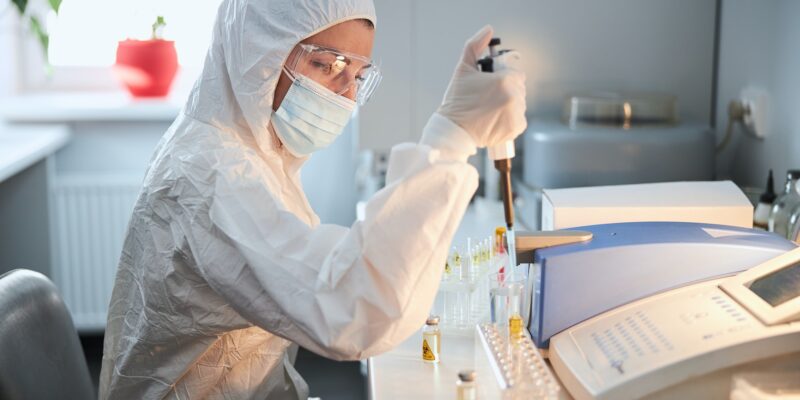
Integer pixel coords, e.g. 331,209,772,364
21,0,222,91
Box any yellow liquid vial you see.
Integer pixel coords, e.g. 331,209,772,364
422,331,440,363
509,313,524,339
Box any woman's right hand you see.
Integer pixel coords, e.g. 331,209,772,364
436,25,528,148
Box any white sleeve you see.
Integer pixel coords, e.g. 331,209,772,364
177,119,478,360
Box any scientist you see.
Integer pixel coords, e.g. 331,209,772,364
99,0,526,398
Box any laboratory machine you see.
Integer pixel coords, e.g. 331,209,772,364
549,245,800,399
467,222,798,399
525,222,796,348
517,92,715,230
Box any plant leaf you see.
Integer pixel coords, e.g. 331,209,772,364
12,0,28,15
48,0,62,14
28,16,49,59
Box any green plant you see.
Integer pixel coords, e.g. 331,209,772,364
11,0,62,57
151,16,165,40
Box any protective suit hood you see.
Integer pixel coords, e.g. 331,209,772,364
185,0,376,155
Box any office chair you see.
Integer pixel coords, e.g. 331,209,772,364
0,269,95,400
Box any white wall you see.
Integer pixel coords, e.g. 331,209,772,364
715,0,800,187
361,0,718,151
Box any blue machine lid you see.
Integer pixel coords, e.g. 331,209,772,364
529,221,795,348
535,222,790,261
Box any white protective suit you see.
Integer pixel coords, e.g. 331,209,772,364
98,0,487,398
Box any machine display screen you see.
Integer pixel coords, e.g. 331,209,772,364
749,262,800,307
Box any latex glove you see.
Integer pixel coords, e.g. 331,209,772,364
437,25,527,148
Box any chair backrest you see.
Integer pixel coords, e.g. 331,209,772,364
0,269,95,400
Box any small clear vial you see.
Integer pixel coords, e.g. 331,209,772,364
456,370,477,400
453,248,462,268
422,315,441,363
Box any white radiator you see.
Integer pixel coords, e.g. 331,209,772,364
51,175,141,331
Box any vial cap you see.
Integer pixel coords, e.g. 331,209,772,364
495,226,507,235
426,315,440,325
788,169,800,180
458,370,476,382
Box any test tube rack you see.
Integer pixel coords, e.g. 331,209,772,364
475,323,561,399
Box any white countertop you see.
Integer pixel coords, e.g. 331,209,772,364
368,329,476,400
367,200,560,399
368,327,570,400
0,124,70,182
0,92,182,122
367,200,490,399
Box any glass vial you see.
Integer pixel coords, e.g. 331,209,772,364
769,170,800,238
495,226,507,255
754,169,776,230
508,282,524,339
456,370,477,400
422,315,441,363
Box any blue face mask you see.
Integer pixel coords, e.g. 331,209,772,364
271,75,356,157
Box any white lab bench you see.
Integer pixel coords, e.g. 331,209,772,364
367,200,499,399
367,327,572,400
0,93,176,330
366,199,568,399
0,124,69,182
368,329,476,399
0,124,70,277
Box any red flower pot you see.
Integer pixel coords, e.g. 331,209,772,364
114,39,178,97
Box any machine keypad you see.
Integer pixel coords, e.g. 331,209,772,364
589,309,676,373
574,287,760,381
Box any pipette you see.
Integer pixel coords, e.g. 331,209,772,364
478,37,519,274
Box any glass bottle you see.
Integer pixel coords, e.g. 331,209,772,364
422,315,441,363
768,170,800,238
456,370,477,400
789,207,800,243
753,169,776,230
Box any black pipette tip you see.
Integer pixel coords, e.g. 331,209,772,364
761,169,776,204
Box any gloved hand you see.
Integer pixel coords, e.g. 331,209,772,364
437,25,527,148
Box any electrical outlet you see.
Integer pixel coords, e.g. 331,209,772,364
740,86,769,139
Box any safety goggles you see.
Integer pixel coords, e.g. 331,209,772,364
284,43,381,106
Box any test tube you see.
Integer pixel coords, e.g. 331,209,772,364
463,238,471,282
508,282,524,339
